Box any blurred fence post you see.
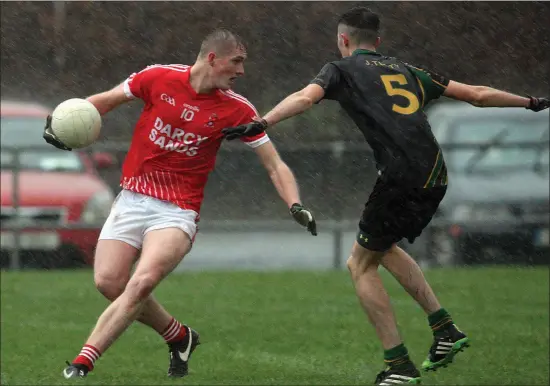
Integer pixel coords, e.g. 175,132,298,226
10,150,21,270
53,1,66,73
331,141,345,269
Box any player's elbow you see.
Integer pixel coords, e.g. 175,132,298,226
468,86,489,107
445,82,487,107
294,90,315,108
303,96,315,108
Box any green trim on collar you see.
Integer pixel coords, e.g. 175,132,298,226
352,48,381,56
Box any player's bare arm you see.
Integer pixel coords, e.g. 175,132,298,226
86,82,133,116
444,80,549,111
222,84,325,140
262,84,325,126
43,82,133,151
222,62,339,141
254,141,301,208
254,141,317,235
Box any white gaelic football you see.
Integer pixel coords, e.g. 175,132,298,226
50,98,101,149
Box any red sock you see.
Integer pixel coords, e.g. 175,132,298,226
72,344,101,371
161,318,188,343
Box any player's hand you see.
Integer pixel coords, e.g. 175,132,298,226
290,203,317,236
526,96,550,112
222,118,268,140
43,115,72,151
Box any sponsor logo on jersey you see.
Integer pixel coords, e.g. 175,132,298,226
161,93,176,106
149,117,208,157
205,113,218,128
183,103,200,112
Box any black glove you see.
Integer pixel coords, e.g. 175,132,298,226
43,115,72,151
222,119,268,140
526,96,550,112
290,203,317,236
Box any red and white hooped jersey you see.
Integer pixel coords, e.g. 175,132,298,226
120,64,269,214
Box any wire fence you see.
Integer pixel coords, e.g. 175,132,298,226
1,141,548,270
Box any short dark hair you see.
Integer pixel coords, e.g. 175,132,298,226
198,28,245,58
338,7,380,45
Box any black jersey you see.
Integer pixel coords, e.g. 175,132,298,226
310,49,450,188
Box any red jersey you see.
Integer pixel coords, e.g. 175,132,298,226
120,64,269,214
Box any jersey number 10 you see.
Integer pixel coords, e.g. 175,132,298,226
181,108,195,122
380,74,421,115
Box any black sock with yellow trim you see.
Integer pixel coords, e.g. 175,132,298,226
428,308,453,334
383,344,413,369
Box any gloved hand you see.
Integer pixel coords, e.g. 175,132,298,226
43,115,72,151
526,96,550,112
290,203,317,236
222,119,268,140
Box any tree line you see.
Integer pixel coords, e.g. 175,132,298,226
2,1,548,142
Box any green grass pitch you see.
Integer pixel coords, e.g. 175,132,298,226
1,267,548,385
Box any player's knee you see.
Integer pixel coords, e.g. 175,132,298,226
346,250,383,277
94,275,126,301
125,272,162,301
346,255,356,273
346,254,367,280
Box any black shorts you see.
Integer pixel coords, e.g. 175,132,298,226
357,178,447,251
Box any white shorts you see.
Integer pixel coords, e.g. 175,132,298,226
99,189,199,250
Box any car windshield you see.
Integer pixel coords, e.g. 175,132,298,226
447,118,549,174
1,116,85,172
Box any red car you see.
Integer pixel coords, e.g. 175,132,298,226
1,100,116,269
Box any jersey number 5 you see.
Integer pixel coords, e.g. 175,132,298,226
380,74,420,115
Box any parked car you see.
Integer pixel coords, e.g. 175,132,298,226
420,102,549,265
1,100,117,269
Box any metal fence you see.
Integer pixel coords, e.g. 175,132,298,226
1,141,548,270
1,142,377,270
